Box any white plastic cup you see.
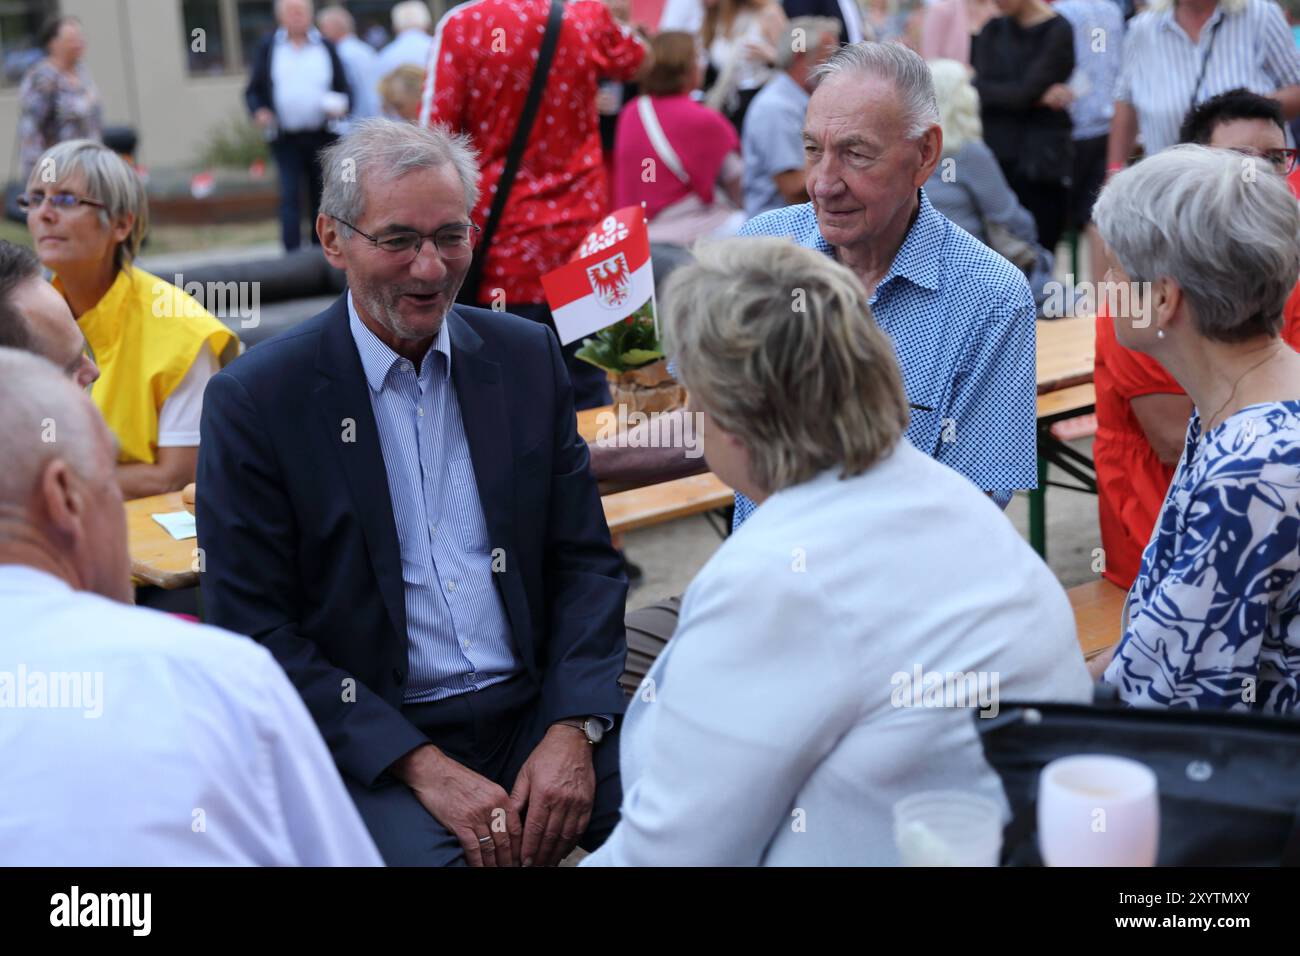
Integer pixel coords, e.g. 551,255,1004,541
1037,755,1159,867
892,790,1004,866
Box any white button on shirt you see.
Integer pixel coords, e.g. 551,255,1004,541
347,295,518,703
0,565,382,866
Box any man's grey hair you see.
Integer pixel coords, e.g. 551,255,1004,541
392,0,432,32
663,238,909,496
0,348,106,508
319,118,480,234
809,41,940,140
317,4,354,33
1094,144,1300,343
28,140,148,274
777,16,840,70
275,0,314,17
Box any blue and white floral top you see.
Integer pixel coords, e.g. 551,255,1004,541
1104,400,1300,713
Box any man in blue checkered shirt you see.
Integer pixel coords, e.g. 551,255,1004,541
603,42,1039,674
593,41,1038,533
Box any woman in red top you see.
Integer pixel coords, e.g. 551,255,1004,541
1095,89,1300,588
420,0,649,407
1093,301,1191,589
612,31,744,244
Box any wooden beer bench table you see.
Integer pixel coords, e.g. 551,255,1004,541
128,411,735,590
577,404,734,535
126,491,198,590
1031,317,1098,558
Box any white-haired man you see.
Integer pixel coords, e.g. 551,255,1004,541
602,42,1040,676
600,42,1037,510
318,4,380,121
741,15,841,218
0,348,380,865
376,0,434,80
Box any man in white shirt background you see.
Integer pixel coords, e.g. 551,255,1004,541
375,1,435,82
245,0,353,251
318,4,381,125
0,348,381,866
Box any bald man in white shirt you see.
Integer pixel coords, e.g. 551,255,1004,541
0,348,381,866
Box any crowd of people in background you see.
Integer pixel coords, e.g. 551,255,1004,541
1,0,1299,867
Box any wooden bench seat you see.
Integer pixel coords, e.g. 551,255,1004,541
602,473,732,536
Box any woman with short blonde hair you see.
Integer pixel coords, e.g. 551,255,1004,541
23,140,237,498
666,237,909,493
379,65,426,122
583,237,1091,866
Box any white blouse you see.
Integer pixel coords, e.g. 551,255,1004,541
583,441,1092,866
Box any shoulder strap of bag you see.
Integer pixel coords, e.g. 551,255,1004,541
636,95,691,185
1188,17,1223,115
460,0,565,304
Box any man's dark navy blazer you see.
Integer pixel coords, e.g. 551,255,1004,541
196,296,629,787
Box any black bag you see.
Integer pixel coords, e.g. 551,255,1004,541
458,0,565,305
978,699,1300,866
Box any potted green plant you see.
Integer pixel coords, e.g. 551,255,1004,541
574,301,686,413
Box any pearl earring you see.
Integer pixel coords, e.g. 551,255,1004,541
1157,329,1165,339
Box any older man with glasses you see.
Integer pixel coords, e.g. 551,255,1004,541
196,118,629,868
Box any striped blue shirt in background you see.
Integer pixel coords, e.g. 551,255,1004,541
1116,0,1300,155
348,295,518,703
1056,0,1126,141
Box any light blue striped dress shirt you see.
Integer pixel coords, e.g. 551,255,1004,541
348,295,518,703
1116,0,1300,155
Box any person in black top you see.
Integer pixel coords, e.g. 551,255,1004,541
971,0,1074,253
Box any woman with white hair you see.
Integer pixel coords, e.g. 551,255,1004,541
582,238,1091,867
923,58,1052,300
22,140,237,498
1095,145,1300,713
1109,0,1300,171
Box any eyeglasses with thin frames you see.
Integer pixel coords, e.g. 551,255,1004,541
327,215,480,262
17,191,107,212
1227,145,1299,174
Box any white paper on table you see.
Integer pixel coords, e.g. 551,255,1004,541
152,511,197,541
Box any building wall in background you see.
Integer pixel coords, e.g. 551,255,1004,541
0,0,251,180
0,0,444,181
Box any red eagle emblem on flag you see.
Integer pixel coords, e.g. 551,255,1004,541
585,252,632,310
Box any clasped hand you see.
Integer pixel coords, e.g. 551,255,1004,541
395,723,595,866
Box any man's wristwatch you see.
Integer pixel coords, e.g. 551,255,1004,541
556,716,604,745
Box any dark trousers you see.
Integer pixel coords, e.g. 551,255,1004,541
510,302,611,411
344,674,622,866
270,129,335,251
1004,171,1070,255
